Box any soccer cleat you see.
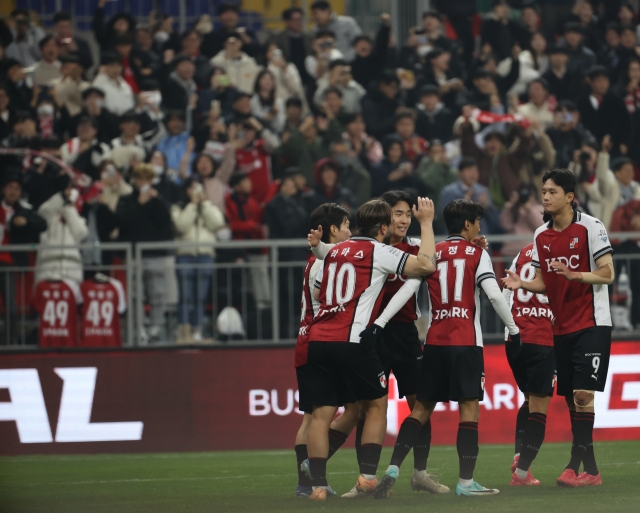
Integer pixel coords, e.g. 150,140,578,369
295,485,312,497
373,467,399,499
308,487,327,501
455,481,500,496
340,485,361,499
576,472,602,486
411,472,450,494
511,455,520,473
510,471,541,486
341,475,379,498
300,459,337,496
556,469,580,488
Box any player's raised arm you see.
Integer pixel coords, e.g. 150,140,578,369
308,226,335,260
402,197,437,276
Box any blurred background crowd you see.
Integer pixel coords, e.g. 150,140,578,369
2,0,640,345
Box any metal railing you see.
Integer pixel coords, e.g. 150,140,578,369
1,233,640,350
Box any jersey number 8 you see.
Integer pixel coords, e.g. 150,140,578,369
517,262,549,304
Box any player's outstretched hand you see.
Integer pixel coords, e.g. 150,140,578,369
412,197,435,225
502,269,522,291
359,323,384,354
549,260,580,281
308,225,322,248
506,332,522,360
471,235,488,250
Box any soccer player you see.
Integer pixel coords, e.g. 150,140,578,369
293,203,351,497
374,199,522,499
305,197,438,501
503,168,614,488
308,191,451,497
503,243,555,486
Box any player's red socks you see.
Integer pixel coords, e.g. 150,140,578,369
295,444,311,487
327,428,349,459
515,401,529,454
309,457,328,487
355,418,365,464
574,412,598,475
457,421,479,480
390,417,423,467
359,443,382,476
413,418,432,471
517,412,546,472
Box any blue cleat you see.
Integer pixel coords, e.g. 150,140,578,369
300,459,337,496
455,480,500,497
373,466,399,499
295,485,312,497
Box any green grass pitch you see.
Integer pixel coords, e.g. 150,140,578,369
1,441,639,512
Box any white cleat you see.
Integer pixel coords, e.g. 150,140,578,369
411,471,450,494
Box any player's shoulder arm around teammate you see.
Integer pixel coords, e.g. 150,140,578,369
374,278,422,328
307,225,335,260
402,197,437,276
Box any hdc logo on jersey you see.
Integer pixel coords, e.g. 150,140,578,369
570,237,579,250
545,255,580,271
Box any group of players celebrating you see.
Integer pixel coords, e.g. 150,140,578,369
292,168,614,500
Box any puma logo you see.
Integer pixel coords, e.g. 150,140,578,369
543,245,551,252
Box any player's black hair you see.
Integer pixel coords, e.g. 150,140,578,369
380,190,412,209
309,203,349,244
356,199,392,238
443,199,485,235
542,168,576,196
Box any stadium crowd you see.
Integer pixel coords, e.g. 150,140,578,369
1,0,640,344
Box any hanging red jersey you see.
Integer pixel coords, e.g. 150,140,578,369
235,139,273,205
504,244,554,346
426,236,496,347
80,277,127,347
294,255,322,368
33,279,83,347
380,237,421,324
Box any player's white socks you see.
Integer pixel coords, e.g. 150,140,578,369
362,474,376,480
387,465,400,476
515,468,528,480
413,469,427,478
458,478,473,487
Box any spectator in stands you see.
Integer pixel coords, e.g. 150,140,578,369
68,87,120,144
614,23,639,86
210,32,261,94
53,55,89,120
225,172,270,310
148,150,182,205
561,22,596,76
361,71,403,140
0,85,16,141
263,173,310,242
95,161,132,246
422,48,465,113
439,157,500,235
461,123,533,209
341,113,382,172
520,5,541,37
251,69,286,134
201,2,261,59
308,158,357,214
619,58,640,112
310,0,362,61
161,55,197,131
191,144,237,212
466,69,503,112
546,100,595,168
110,110,152,167
5,8,45,67
270,7,313,85
509,31,549,98
480,0,528,62
176,29,212,89
265,44,309,113
92,0,137,51
314,59,365,114
284,97,304,131
598,22,621,70
113,33,149,94
415,141,457,224
329,140,371,206
156,111,193,183
542,44,584,102
433,0,476,65
4,59,33,112
195,67,238,123
172,175,226,343
372,135,422,197
415,85,455,144
499,183,544,256
92,52,135,116
52,12,93,71
319,88,347,125
33,35,61,87
1,111,36,152
350,13,391,90
305,29,343,81
226,90,254,125
135,26,160,77
59,116,111,181
22,137,64,211
35,174,88,284
577,65,630,157
394,108,428,167
571,0,601,53
514,78,554,131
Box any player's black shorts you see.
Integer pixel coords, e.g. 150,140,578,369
376,321,423,398
417,345,484,403
554,326,612,397
296,365,312,414
306,341,388,406
506,342,556,396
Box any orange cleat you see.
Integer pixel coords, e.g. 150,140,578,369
308,487,327,501
355,474,379,495
511,455,520,473
576,472,602,486
557,469,580,488
510,470,541,486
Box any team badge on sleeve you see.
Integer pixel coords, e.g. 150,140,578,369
379,372,387,389
570,237,579,250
